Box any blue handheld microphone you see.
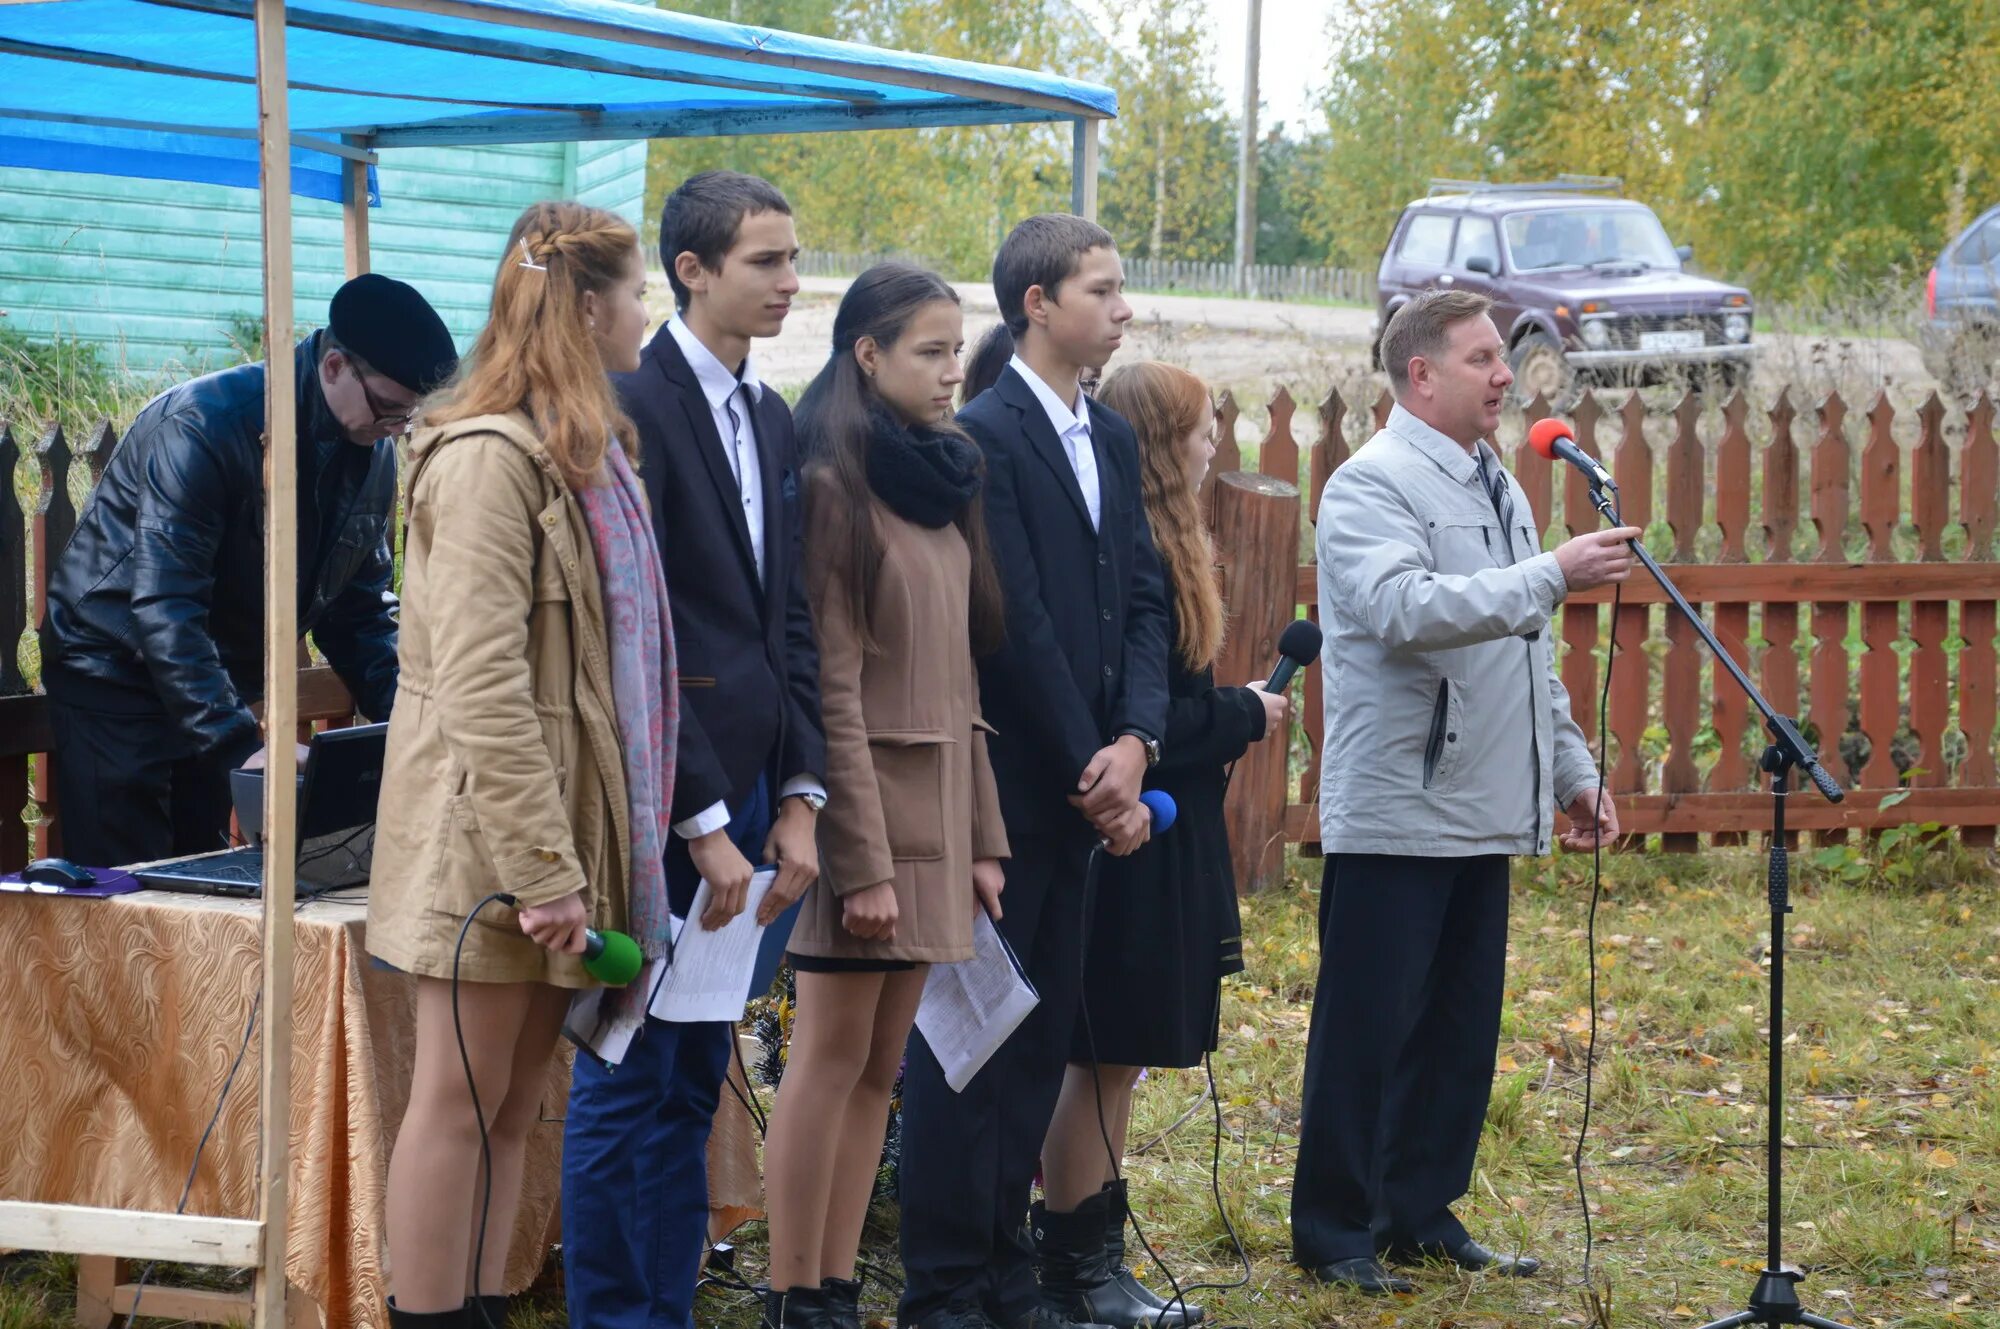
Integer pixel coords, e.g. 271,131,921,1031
1139,788,1178,833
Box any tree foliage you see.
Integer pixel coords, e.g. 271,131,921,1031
1307,0,2000,297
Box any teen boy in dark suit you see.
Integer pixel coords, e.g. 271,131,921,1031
563,170,828,1329
896,214,1172,1329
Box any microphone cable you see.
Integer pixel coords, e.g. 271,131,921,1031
1573,491,1625,1297
454,892,517,1329
1075,832,1253,1329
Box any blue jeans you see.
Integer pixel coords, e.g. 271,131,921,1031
563,779,773,1329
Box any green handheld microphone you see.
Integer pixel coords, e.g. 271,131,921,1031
497,894,644,986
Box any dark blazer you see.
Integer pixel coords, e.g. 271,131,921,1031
959,364,1171,837
614,323,826,829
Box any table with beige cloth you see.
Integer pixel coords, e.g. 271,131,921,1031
0,888,765,1328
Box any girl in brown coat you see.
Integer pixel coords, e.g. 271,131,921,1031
367,201,659,1329
760,264,1011,1328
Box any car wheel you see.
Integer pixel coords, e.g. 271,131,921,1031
1509,332,1577,408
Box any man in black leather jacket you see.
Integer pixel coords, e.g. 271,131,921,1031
39,274,457,868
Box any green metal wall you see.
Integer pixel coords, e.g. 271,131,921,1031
0,140,646,371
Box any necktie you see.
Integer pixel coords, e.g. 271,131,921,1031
1479,448,1539,641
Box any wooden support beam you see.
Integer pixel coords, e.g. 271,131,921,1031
252,1,299,1325
0,1204,261,1265
1071,117,1100,221
367,98,1061,147
341,137,370,278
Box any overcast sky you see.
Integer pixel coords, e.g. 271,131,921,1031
1080,0,1337,137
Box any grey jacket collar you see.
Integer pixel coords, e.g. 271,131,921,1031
1385,402,1481,486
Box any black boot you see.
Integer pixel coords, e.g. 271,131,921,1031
385,1301,468,1328
1103,1182,1203,1327
821,1276,863,1329
764,1284,838,1328
1030,1192,1156,1328
468,1295,510,1329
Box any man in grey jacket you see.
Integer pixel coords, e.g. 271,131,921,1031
1292,289,1641,1294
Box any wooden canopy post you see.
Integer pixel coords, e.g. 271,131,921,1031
342,135,371,277
252,0,300,1324
1070,117,1099,221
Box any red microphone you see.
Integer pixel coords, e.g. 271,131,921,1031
1527,417,1616,490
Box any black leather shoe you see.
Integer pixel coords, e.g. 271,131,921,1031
822,1276,863,1329
1386,1238,1540,1277
903,1304,1000,1329
1304,1258,1415,1295
1102,1182,1202,1327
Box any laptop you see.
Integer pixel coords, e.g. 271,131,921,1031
136,723,389,898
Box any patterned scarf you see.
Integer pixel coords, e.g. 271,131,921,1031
574,444,677,1021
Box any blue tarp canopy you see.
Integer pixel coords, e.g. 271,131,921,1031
0,0,1116,202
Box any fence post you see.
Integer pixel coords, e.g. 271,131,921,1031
1213,470,1299,893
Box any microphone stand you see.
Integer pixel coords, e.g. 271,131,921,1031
1581,480,1851,1329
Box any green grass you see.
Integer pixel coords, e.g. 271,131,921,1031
15,844,1984,1329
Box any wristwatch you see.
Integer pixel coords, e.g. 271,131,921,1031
790,791,827,813
1122,731,1162,768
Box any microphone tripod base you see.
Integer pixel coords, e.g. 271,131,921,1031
1694,1268,1855,1328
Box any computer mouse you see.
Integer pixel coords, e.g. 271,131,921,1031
22,857,97,889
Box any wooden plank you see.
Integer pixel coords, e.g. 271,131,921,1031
1513,390,1552,535
1763,390,1800,562
1308,387,1347,519
1284,788,2000,840
1912,393,1949,562
1859,391,1901,560
253,3,298,1324
1608,394,1653,810
1660,393,1704,850
1710,393,1754,839
1371,388,1392,431
1966,392,1997,560
1212,473,1300,893
1960,394,1997,845
1565,391,1607,540
0,1204,261,1265
75,1255,115,1329
0,422,25,698
1070,118,1100,222
1811,392,1852,564
1260,386,1298,489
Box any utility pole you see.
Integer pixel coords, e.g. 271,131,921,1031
1233,0,1261,295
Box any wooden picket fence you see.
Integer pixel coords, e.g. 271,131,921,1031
1203,383,2000,889
793,248,1377,304
0,418,360,869
7,385,2000,880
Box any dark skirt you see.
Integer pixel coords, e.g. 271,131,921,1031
788,951,918,974
1071,771,1243,1069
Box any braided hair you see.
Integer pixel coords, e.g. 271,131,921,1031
423,200,641,488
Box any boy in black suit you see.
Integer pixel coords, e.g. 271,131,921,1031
563,170,828,1329
897,215,1172,1329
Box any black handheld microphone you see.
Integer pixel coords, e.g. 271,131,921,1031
1264,619,1324,693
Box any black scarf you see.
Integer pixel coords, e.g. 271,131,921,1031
864,403,983,529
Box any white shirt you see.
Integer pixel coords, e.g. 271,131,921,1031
669,314,767,583
665,314,826,839
1009,354,1101,532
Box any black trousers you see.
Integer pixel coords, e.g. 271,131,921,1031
898,831,1096,1325
47,698,235,869
1291,852,1510,1267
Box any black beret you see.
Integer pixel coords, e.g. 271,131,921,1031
327,274,458,394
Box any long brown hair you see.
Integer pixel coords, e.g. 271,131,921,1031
795,262,1005,657
1097,362,1224,669
422,201,640,488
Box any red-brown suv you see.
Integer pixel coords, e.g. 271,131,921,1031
1372,178,1756,402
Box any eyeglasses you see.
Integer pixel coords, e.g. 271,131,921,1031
350,364,419,431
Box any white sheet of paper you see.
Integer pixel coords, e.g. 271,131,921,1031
648,866,776,1024
915,910,1039,1092
564,869,775,1065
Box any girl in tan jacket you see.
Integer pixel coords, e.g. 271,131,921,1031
366,201,662,1329
759,264,1011,1328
